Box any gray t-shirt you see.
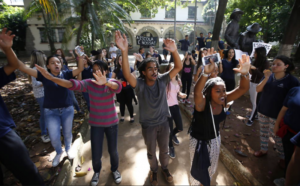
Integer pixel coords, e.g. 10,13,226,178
135,72,171,127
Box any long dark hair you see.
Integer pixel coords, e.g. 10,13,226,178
102,48,109,59
93,60,108,74
95,49,102,60
138,57,160,79
196,50,204,70
165,62,180,98
224,48,238,64
274,55,295,74
115,55,122,75
139,47,144,54
252,47,267,72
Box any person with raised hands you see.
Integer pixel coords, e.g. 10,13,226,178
35,61,122,186
189,48,250,186
0,28,44,185
18,49,84,168
115,30,182,186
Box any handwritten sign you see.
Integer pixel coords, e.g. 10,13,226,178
250,42,272,57
136,35,158,46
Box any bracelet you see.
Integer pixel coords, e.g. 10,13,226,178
241,72,249,78
202,73,210,77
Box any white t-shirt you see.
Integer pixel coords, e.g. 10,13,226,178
109,46,118,58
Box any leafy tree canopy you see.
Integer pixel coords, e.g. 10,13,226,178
226,0,296,43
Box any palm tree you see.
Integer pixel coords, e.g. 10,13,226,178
63,0,137,46
26,0,58,53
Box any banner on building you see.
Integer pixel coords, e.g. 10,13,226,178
136,35,158,46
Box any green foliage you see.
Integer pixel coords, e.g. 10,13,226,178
226,0,296,43
121,0,168,17
0,3,27,52
202,0,218,25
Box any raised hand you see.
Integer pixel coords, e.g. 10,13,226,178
35,64,53,80
263,69,272,79
0,28,15,51
203,47,217,74
133,53,143,62
233,54,251,75
115,30,128,52
91,70,107,86
163,38,177,53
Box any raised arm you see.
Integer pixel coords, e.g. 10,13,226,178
0,28,19,75
190,56,196,66
256,70,272,92
18,60,38,78
219,61,223,73
164,39,182,79
226,54,250,103
72,55,84,77
35,64,73,88
115,31,137,88
194,48,217,111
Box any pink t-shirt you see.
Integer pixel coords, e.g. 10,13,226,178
167,82,180,107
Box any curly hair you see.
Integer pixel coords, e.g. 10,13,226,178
138,57,160,79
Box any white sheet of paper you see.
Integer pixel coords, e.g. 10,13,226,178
234,49,249,62
250,42,272,57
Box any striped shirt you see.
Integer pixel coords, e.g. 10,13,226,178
69,79,122,127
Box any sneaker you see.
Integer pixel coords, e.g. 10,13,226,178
273,177,285,186
130,118,134,123
150,171,158,186
90,172,100,186
172,135,180,145
180,99,185,104
66,149,75,160
112,170,122,184
185,99,191,104
169,147,175,159
120,117,124,122
52,152,63,167
226,111,231,115
246,120,253,127
41,135,51,143
162,169,173,183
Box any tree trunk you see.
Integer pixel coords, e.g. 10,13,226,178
42,9,56,53
211,0,228,50
278,0,300,57
91,29,95,50
76,4,87,45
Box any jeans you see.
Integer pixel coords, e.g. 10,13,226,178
142,121,169,172
0,130,44,185
182,75,192,99
168,105,183,147
91,125,119,173
36,97,47,135
82,92,90,112
71,91,80,112
45,106,74,154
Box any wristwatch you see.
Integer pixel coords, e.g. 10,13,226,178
202,73,210,77
241,72,249,78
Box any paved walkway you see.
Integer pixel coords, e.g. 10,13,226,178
71,104,236,185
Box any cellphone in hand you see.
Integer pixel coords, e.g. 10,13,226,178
75,46,84,56
202,53,221,66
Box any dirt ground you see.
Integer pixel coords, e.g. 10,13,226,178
183,84,285,185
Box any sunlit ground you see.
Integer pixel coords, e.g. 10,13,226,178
70,104,236,185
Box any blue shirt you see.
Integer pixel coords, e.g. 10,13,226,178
283,86,300,132
258,74,300,119
0,67,16,138
220,59,238,80
179,39,190,51
82,65,93,80
197,37,205,49
37,70,74,108
291,132,300,147
219,40,225,50
205,37,212,48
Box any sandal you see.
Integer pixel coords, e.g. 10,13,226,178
253,151,267,157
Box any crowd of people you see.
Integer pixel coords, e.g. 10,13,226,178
0,26,300,186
